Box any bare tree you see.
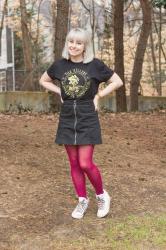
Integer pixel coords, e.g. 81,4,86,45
20,0,33,90
130,0,152,111
54,0,69,61
34,0,44,65
51,0,56,60
152,8,166,95
50,0,69,111
79,0,100,55
158,6,162,95
149,28,160,94
113,0,127,112
32,0,45,90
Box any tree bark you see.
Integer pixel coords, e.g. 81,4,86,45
54,0,69,61
52,0,69,111
158,6,162,96
33,0,44,91
149,29,159,93
51,0,56,61
20,0,33,90
113,0,127,112
130,0,152,111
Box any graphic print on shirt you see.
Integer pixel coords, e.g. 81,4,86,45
61,68,91,98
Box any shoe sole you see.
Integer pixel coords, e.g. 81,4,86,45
71,210,87,219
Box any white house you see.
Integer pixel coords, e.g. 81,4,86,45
0,4,15,91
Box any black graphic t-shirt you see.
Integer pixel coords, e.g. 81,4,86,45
47,58,114,101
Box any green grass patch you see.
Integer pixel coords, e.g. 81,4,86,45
51,214,166,250
107,214,166,250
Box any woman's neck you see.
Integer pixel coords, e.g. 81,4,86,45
70,55,83,63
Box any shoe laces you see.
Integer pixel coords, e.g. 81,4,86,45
75,200,87,214
97,197,105,210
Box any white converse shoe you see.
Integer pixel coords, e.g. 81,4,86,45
96,190,111,218
71,197,89,219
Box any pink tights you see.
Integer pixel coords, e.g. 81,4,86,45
64,145,103,198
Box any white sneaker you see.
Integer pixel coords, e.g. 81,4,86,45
71,197,89,219
96,190,111,218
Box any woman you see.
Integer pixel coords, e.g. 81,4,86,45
39,28,123,219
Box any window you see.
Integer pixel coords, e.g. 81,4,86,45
0,71,7,91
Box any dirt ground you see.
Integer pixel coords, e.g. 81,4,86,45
0,110,165,250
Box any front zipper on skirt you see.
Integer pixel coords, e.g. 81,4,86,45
73,100,77,144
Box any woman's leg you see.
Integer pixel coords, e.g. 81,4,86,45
78,145,103,195
78,145,111,218
64,145,87,198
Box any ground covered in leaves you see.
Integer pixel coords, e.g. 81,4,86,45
0,110,165,250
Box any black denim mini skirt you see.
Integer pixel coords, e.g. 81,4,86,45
55,99,102,145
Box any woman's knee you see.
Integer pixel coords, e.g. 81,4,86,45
79,159,92,171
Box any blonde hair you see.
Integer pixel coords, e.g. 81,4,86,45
62,28,94,63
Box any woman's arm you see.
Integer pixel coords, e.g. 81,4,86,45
93,72,123,110
96,72,123,98
39,71,61,95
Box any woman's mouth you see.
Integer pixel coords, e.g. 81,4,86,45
69,48,77,51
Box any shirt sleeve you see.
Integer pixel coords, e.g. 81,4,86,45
94,58,114,83
46,60,62,81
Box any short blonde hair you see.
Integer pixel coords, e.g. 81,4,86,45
62,28,94,63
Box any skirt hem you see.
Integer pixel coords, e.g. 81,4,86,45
55,139,102,145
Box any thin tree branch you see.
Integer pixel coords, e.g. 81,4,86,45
124,0,134,12
152,9,166,61
78,0,90,12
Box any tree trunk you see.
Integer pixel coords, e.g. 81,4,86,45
33,0,44,90
90,0,96,56
51,0,56,62
54,0,69,61
113,0,127,112
158,6,162,96
149,30,159,93
130,0,152,111
52,0,69,111
20,0,33,90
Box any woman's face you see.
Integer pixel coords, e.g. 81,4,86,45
67,38,85,59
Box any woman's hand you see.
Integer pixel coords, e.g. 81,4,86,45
93,94,100,111
60,96,64,104
39,71,64,103
92,73,123,111
57,88,64,103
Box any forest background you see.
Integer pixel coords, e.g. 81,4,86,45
0,2,166,249
0,0,166,111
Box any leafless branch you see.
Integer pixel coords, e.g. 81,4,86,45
124,0,134,12
78,0,90,12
